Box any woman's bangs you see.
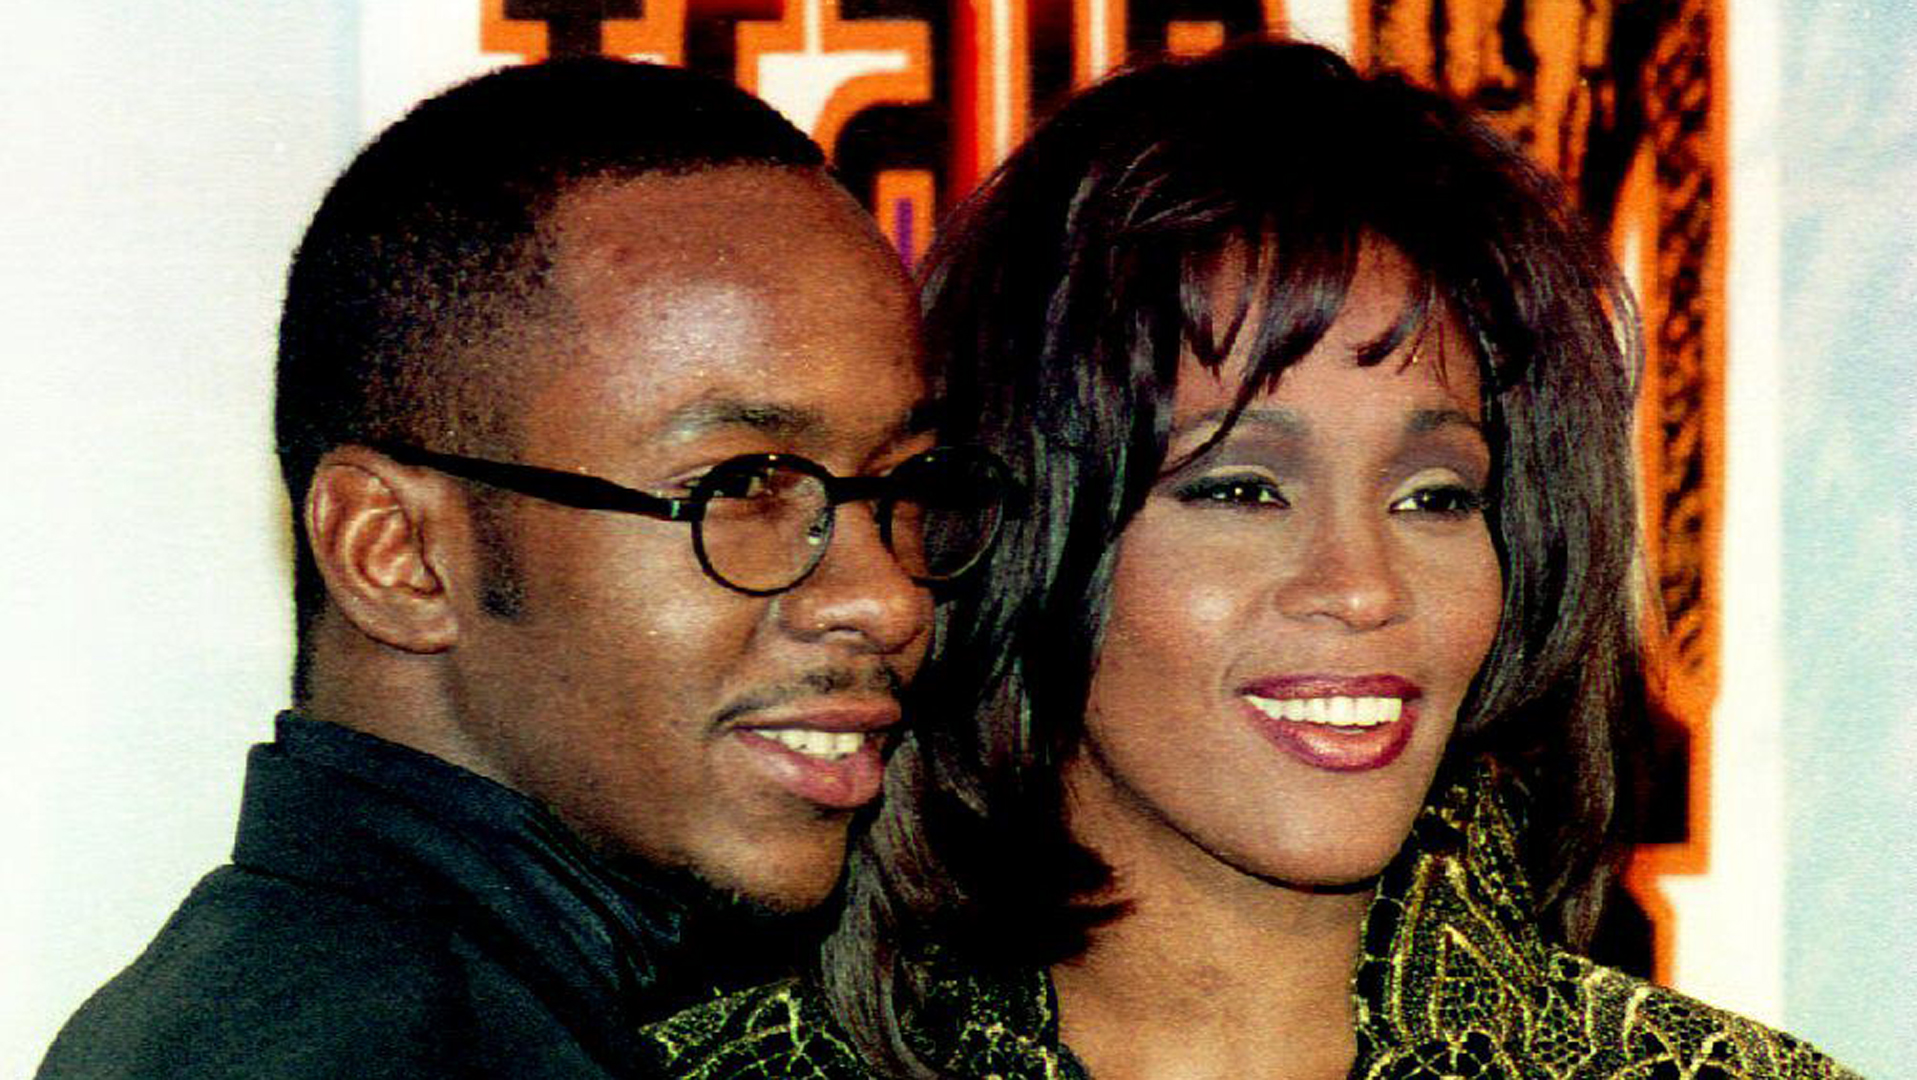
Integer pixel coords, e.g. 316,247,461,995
1162,216,1364,463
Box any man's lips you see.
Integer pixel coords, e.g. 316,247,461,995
736,702,900,733
1237,674,1423,773
730,704,898,811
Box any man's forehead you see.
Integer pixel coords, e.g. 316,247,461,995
508,168,926,464
542,169,905,344
548,165,875,264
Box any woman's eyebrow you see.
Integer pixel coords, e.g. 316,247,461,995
1170,406,1306,441
1405,407,1483,435
1170,406,1483,448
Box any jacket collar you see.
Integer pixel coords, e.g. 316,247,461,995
1352,760,1556,1068
232,713,713,1071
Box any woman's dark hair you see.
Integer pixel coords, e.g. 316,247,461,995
821,39,1648,1075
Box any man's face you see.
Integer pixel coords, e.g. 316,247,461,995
449,167,932,909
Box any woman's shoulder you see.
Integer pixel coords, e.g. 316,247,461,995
638,964,1088,1079
1360,764,1862,1078
1355,939,1861,1078
1530,951,1863,1079
637,978,871,1078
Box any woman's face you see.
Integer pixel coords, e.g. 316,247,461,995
1068,246,1502,891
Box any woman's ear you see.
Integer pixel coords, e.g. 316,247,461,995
304,444,465,654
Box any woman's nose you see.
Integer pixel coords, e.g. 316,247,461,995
1272,511,1407,631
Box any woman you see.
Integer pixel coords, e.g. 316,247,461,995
641,40,1854,1078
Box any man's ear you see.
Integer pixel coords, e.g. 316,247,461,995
304,445,468,654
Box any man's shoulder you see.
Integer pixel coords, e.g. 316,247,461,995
37,864,610,1079
37,865,469,1079
1526,952,1863,1079
639,980,872,1079
115,861,454,972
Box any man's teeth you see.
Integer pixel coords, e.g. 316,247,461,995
762,729,868,760
1244,695,1404,729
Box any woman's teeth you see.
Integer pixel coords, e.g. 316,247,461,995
763,729,868,760
1244,695,1404,728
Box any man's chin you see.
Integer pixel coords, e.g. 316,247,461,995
618,858,845,997
681,861,842,919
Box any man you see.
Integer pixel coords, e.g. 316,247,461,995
39,59,1006,1078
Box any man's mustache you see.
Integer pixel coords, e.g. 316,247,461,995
713,665,906,728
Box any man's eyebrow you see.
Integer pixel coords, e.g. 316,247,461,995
655,396,940,445
658,398,822,440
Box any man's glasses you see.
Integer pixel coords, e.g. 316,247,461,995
376,442,1014,596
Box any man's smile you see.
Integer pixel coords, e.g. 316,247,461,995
729,700,899,810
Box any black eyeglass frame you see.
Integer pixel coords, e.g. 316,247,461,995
373,441,1011,597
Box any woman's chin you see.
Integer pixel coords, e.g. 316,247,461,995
1167,827,1410,902
1267,871,1384,896
1230,850,1395,896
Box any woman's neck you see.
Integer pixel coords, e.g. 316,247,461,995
1050,771,1373,1080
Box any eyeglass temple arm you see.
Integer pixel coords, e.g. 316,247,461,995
373,444,700,522
819,473,895,506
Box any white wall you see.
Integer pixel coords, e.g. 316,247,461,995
3,2,1908,1075
1776,2,1917,1074
1,6,356,1074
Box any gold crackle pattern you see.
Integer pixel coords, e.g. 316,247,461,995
640,765,1858,1078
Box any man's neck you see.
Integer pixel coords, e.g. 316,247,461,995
301,614,502,784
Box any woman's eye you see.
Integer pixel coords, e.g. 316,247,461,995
1171,474,1289,508
1389,484,1485,516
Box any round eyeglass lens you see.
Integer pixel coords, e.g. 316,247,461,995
884,449,1007,582
693,459,832,594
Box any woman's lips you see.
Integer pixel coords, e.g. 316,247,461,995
1236,674,1422,773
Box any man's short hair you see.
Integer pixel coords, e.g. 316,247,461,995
275,59,824,697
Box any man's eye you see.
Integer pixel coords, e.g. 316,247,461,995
704,470,772,499
1170,474,1289,508
1388,485,1485,516
699,463,800,503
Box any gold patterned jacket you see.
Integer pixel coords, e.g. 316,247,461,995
639,766,1860,1078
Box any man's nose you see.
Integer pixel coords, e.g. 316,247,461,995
774,502,931,656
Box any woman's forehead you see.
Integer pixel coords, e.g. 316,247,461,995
1180,240,1481,420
